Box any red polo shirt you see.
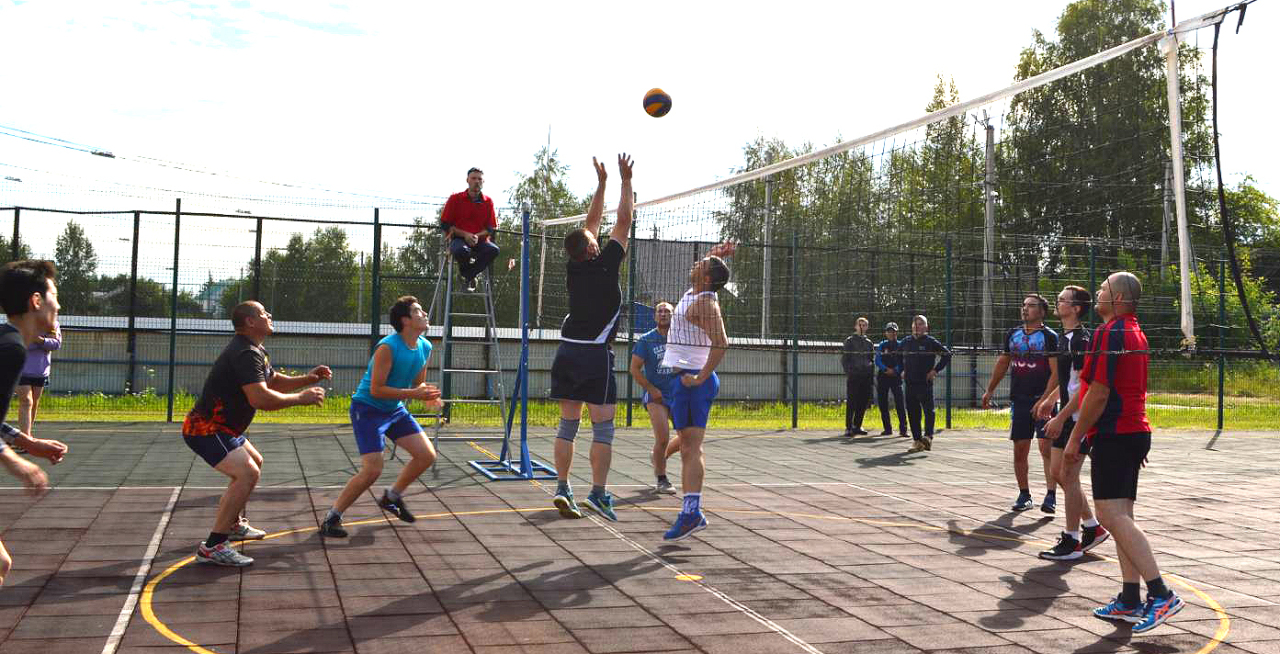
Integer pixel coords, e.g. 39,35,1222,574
1079,313,1150,438
441,191,497,243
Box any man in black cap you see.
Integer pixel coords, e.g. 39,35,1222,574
874,322,907,436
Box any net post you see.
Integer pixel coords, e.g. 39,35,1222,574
519,202,533,476
790,232,799,429
166,199,181,422
982,124,995,350
1161,32,1195,349
1218,258,1225,431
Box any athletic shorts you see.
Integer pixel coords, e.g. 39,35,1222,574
350,400,423,455
1010,396,1048,441
1089,432,1151,501
183,430,246,468
669,370,719,431
550,342,617,405
1050,417,1091,455
18,375,49,388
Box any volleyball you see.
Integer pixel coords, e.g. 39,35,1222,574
643,88,672,117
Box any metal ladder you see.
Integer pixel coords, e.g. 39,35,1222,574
417,248,510,450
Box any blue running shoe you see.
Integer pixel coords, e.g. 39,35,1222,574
1093,594,1143,624
663,511,708,541
553,488,583,519
1011,492,1034,512
1133,591,1184,633
584,491,618,522
1040,492,1057,515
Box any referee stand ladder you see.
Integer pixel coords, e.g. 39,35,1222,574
410,232,554,481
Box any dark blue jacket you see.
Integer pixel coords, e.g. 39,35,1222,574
875,338,904,378
901,334,950,385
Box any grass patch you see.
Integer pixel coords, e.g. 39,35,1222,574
17,391,1278,432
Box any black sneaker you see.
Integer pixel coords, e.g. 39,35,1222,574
319,515,348,538
379,492,416,523
465,277,478,292
1081,524,1111,552
1038,532,1082,560
853,428,868,436
880,430,893,436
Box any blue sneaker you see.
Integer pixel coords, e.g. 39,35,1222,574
663,511,708,541
1092,594,1143,624
1012,492,1034,512
584,491,618,522
1133,591,1184,633
1040,492,1057,515
553,488,583,519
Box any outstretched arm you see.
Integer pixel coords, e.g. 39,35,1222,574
610,153,633,249
709,241,737,259
584,157,607,238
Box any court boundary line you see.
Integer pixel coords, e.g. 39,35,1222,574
101,486,181,654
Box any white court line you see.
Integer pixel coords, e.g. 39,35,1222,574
100,486,182,654
585,509,826,654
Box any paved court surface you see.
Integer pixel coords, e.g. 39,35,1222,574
1,422,1277,654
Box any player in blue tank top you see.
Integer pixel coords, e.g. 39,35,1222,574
320,296,441,538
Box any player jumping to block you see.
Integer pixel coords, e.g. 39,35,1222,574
663,241,736,541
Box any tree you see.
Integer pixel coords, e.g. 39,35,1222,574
0,234,33,261
506,147,590,223
54,220,98,314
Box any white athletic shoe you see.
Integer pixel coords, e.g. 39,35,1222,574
196,541,254,567
230,520,266,541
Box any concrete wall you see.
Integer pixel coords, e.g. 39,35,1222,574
48,325,997,405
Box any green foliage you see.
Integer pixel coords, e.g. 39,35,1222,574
54,220,98,313
0,234,33,261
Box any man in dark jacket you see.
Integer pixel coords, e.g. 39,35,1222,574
902,315,950,453
841,317,875,436
875,322,907,436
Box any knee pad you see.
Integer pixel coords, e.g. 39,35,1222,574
556,418,580,443
591,419,615,446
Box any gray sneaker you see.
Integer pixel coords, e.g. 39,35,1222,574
196,541,254,567
230,520,266,541
655,478,677,495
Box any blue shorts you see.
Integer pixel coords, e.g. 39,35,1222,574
183,431,246,468
669,370,719,431
1010,396,1048,441
350,401,423,455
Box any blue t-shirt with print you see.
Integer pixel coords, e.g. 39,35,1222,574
632,328,677,396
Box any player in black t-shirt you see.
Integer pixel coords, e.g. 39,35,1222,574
0,260,74,584
549,154,634,522
1038,285,1109,560
182,300,331,566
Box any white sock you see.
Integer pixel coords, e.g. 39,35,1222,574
1082,517,1099,528
1066,530,1081,541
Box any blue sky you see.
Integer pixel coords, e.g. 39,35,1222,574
1,0,1274,218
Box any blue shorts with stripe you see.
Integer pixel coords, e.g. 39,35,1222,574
183,431,247,468
350,400,424,455
669,370,719,431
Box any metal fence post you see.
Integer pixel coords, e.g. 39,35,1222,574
945,238,953,428
370,208,382,354
126,211,140,394
790,233,799,429
9,207,18,260
1218,258,1226,431
253,216,263,300
1088,243,1097,323
166,199,181,422
625,208,637,427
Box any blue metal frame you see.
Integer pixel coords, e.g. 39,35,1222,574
469,204,556,481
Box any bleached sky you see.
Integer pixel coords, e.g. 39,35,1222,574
0,0,1273,217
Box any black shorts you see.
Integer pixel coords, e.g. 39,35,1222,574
1050,417,1091,455
550,342,617,405
18,375,49,388
1089,432,1151,501
1010,396,1048,441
